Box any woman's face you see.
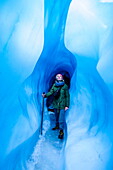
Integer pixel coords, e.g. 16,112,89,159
56,74,63,81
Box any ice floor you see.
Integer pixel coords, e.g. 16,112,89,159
27,111,66,170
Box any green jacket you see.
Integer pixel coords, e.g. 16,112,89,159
45,83,70,109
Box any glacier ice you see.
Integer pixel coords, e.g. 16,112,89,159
0,0,113,170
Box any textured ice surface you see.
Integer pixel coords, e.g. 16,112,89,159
0,0,113,169
27,112,65,170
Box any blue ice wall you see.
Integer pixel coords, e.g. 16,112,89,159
0,0,113,169
0,0,44,166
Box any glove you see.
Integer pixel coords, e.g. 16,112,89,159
42,93,46,98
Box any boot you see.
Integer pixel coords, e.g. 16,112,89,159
58,129,64,139
52,123,59,130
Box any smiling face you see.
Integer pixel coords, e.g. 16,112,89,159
56,74,63,81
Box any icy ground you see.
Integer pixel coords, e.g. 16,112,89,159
27,111,66,170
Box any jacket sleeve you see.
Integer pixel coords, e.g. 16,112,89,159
45,84,55,97
65,85,70,108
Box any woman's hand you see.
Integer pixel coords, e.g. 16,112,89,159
42,93,46,98
65,107,69,111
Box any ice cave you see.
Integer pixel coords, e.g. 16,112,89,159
0,0,113,169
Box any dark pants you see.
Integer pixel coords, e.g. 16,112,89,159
54,108,65,130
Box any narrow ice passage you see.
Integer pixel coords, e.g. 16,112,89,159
0,0,113,169
26,0,76,169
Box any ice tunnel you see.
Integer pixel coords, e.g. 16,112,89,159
0,0,113,170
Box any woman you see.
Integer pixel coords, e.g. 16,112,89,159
42,74,70,139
